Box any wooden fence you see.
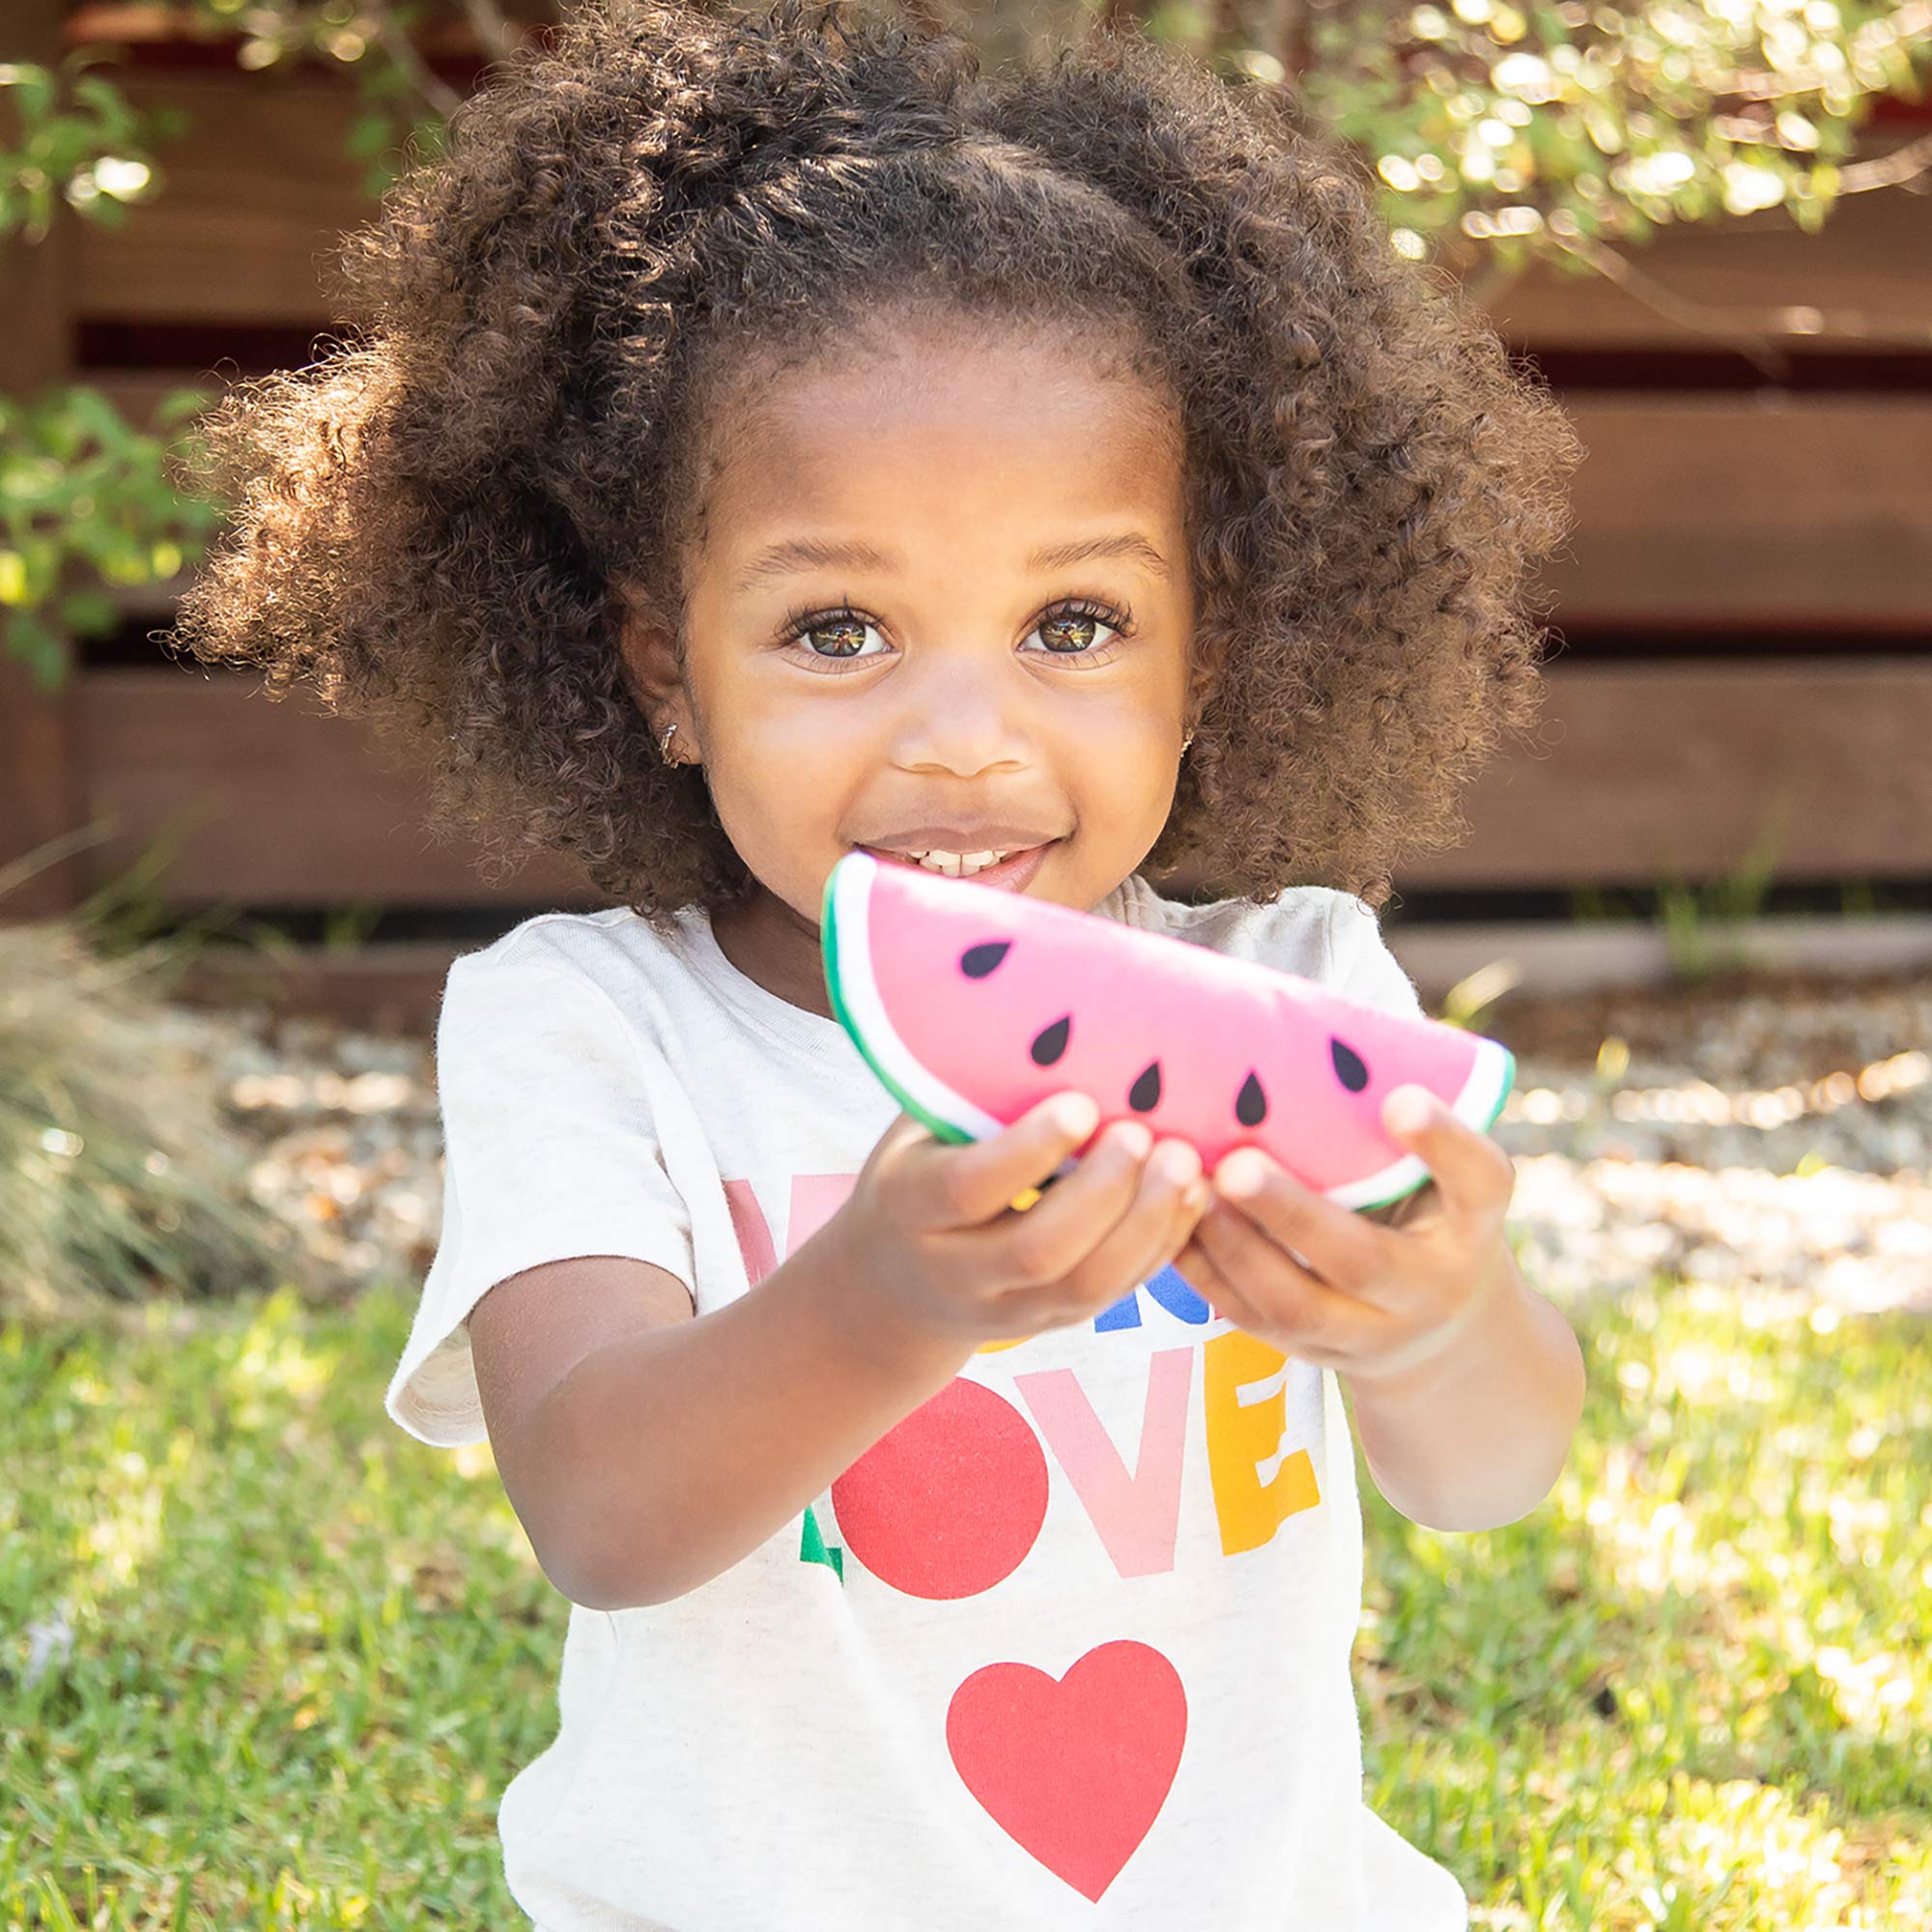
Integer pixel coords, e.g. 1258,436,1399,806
6,9,1932,949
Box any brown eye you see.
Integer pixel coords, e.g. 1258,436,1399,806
1025,597,1132,662
1043,611,1105,657
801,616,870,659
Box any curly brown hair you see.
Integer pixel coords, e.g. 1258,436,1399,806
171,0,1583,933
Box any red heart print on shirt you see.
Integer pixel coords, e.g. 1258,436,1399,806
945,1640,1186,1902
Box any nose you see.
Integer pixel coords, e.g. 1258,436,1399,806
884,650,1037,770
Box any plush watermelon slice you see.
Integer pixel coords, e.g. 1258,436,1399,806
819,849,1515,1212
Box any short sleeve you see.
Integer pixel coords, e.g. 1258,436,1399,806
1323,892,1428,1021
384,948,697,1447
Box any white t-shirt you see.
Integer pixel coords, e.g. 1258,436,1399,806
385,873,1469,1932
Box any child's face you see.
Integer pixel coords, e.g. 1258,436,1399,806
624,314,1203,1021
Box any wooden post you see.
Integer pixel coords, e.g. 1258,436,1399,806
0,0,86,923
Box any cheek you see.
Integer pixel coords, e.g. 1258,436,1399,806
707,685,854,789
1068,702,1185,787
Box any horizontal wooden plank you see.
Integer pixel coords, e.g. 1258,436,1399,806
74,70,1932,354
74,73,371,326
73,670,596,905
1540,394,1932,629
81,388,1932,631
1488,163,1932,354
1419,659,1932,891
68,660,1932,908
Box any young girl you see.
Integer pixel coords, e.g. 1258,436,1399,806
176,2,1587,1923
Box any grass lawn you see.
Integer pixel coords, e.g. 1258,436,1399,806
4,1276,1928,1929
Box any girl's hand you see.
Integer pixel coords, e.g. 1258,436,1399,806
1173,1085,1520,1385
836,1096,1211,1362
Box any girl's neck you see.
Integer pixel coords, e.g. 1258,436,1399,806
709,891,839,1022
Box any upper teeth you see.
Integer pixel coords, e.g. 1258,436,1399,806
908,849,1014,875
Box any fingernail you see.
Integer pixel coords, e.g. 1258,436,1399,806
1056,1095,1098,1138
1217,1151,1265,1199
1385,1086,1433,1136
1156,1144,1199,1188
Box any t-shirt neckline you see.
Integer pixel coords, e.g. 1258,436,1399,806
681,908,873,1076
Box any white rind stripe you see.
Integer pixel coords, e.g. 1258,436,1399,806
1324,1032,1513,1209
831,852,1012,1140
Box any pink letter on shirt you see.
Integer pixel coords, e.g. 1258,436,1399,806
723,1178,778,1287
1012,1350,1193,1578
786,1174,855,1252
723,1174,856,1289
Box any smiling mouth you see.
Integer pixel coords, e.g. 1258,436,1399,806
858,841,1059,883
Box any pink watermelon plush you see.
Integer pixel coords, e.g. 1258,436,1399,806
819,849,1515,1213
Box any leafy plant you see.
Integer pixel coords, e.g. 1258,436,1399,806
0,52,180,241
1262,0,1932,301
1565,882,1644,925
0,385,225,695
1435,956,1526,1035
1835,879,1907,916
180,0,461,196
1558,785,1799,983
1653,781,1795,983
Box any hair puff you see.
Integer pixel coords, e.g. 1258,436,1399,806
172,0,1584,928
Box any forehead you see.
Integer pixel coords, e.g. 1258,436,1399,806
695,320,1185,549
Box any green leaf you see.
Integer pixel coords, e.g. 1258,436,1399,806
71,73,135,142
155,388,213,431
0,64,56,123
14,536,59,602
57,588,120,635
63,386,132,450
344,111,398,162
75,188,131,229
3,608,68,692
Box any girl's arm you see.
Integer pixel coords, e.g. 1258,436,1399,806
489,1217,975,1609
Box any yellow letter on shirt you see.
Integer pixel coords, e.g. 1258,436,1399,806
1204,1329,1320,1556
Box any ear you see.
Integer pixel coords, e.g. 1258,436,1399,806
1183,624,1226,735
615,585,695,748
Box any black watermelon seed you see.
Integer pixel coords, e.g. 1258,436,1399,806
1235,1070,1267,1126
1128,1062,1162,1112
1331,1037,1369,1093
960,941,1010,979
1031,1016,1070,1065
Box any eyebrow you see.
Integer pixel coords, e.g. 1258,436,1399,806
732,532,1173,592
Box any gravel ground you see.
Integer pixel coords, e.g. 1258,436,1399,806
144,963,1932,1321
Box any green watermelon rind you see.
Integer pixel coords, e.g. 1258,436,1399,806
822,854,1005,1152
820,853,1517,1212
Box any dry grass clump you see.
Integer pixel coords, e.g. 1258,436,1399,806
0,866,328,1327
